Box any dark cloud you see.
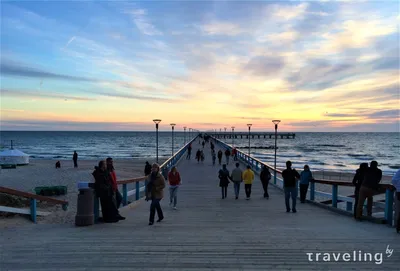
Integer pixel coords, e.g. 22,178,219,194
367,109,399,119
1,88,95,101
0,120,151,131
0,62,100,82
286,59,354,91
86,90,182,102
243,56,285,77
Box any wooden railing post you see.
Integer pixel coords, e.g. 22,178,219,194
94,197,99,223
332,184,338,208
122,184,128,206
385,188,394,226
135,182,140,200
30,199,37,223
310,182,315,201
346,201,353,212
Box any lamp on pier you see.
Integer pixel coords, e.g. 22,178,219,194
153,119,162,163
231,126,235,146
272,120,281,185
247,124,252,156
170,123,176,156
183,126,187,145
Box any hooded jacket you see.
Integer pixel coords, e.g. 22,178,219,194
146,172,166,199
300,169,313,185
362,164,382,190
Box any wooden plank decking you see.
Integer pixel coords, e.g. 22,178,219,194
0,141,399,270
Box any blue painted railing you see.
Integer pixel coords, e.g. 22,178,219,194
94,136,198,222
210,135,396,226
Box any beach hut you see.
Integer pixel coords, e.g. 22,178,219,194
0,149,29,165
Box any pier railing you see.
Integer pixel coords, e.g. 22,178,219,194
93,136,198,222
211,136,396,226
0,186,68,223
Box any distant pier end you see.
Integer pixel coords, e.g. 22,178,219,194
209,132,296,139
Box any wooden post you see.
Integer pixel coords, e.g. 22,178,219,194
135,182,140,200
385,188,394,226
332,184,338,208
122,184,128,206
94,197,99,223
310,182,315,201
346,201,352,212
30,198,37,223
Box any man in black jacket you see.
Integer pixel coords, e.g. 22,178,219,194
282,161,300,213
144,161,152,176
352,163,368,218
356,161,382,220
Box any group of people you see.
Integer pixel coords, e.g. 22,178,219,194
92,160,182,226
218,163,272,200
91,157,125,223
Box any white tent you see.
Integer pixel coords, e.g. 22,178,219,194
0,149,29,165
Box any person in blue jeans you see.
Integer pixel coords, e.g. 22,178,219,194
282,161,300,213
299,165,314,203
231,163,243,199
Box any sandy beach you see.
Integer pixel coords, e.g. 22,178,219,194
0,158,166,227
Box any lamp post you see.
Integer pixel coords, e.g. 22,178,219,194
272,120,281,185
170,123,176,156
231,126,235,146
183,126,187,145
153,119,162,163
247,124,252,156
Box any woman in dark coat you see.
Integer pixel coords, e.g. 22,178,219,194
92,160,119,223
218,164,231,199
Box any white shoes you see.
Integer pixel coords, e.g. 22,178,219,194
173,206,177,210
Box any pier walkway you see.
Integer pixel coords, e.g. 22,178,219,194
1,141,399,270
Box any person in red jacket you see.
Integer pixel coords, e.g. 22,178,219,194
168,166,182,210
106,157,125,220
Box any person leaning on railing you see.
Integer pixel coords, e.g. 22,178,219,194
355,161,382,221
392,168,400,233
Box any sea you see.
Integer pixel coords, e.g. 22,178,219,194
0,131,399,175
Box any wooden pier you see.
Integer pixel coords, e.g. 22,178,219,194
210,132,296,139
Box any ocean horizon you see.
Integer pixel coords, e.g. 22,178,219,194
0,131,399,175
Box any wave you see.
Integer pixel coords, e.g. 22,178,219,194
388,165,400,169
309,160,326,165
314,144,346,148
334,163,347,167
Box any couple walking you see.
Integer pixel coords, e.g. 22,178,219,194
145,164,182,225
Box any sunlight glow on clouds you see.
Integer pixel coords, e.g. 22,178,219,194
0,0,398,132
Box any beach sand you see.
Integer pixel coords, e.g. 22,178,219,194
0,158,166,227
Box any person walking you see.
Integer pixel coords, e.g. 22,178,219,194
242,165,255,200
186,144,192,160
73,151,78,168
217,150,223,165
211,149,216,166
106,157,125,220
352,163,368,218
356,161,382,220
92,160,119,223
299,165,313,203
391,168,400,233
200,150,205,163
224,149,231,165
146,163,166,225
168,166,181,210
144,161,152,176
282,161,300,213
196,149,201,163
218,164,231,199
260,166,271,199
231,163,243,199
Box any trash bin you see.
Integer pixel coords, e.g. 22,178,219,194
75,182,94,226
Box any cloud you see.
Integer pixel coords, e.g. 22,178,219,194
85,89,182,102
64,36,76,48
200,21,244,36
0,61,100,82
268,3,309,21
1,88,96,101
127,8,162,36
243,56,285,77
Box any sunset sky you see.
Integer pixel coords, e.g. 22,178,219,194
0,0,399,132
